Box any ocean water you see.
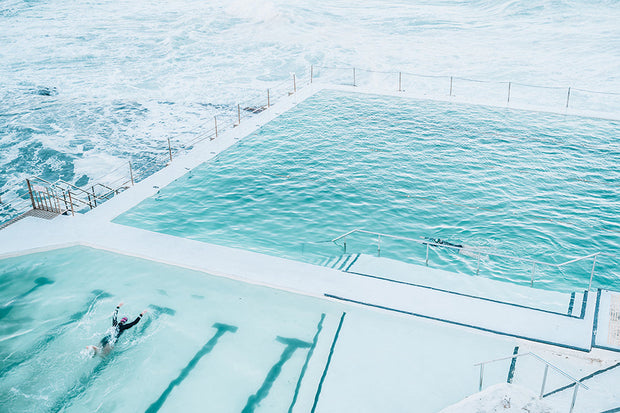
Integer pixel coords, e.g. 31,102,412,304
1,0,619,204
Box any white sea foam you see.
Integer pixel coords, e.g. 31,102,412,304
0,0,619,199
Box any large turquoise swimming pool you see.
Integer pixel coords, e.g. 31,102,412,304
115,90,619,292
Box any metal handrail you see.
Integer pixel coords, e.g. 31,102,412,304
331,228,604,290
475,352,588,413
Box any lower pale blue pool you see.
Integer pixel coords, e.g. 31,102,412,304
114,90,620,292
0,246,516,412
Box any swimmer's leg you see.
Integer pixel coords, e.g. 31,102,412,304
86,345,99,357
101,344,113,356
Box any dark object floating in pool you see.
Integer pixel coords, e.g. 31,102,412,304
243,106,267,114
421,237,463,249
34,86,58,96
191,294,205,300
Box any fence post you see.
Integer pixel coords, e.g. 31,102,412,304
267,89,270,107
507,82,511,103
237,104,241,125
353,68,356,87
44,187,53,211
26,179,36,209
92,186,97,207
168,138,173,162
68,190,75,216
479,364,484,391
311,65,313,84
214,116,218,138
569,384,579,413
566,87,571,108
129,161,134,186
539,364,549,398
62,189,68,213
588,255,598,291
398,72,402,92
293,74,297,93
449,76,453,96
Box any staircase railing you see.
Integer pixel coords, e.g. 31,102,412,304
331,228,604,291
475,352,588,413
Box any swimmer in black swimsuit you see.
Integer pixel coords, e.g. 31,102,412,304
87,302,147,356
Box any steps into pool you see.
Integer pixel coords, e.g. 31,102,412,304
331,253,585,318
321,253,614,352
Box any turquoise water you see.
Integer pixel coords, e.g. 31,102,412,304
115,90,619,292
0,246,515,412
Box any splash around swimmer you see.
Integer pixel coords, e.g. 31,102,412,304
86,302,147,357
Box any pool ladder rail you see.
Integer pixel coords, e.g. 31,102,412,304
475,351,588,413
25,175,131,216
331,228,608,291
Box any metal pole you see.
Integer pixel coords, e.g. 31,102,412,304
293,74,297,93
311,65,313,84
68,190,75,216
237,104,241,125
531,263,537,287
214,116,218,138
26,179,36,209
343,237,347,254
566,87,571,108
449,76,453,96
425,244,430,266
92,186,97,207
168,137,173,162
588,255,598,291
569,384,579,413
507,82,511,103
398,72,402,92
62,189,68,212
44,188,51,211
353,68,356,87
479,364,484,391
267,89,270,108
378,235,381,257
540,364,549,398
129,161,134,186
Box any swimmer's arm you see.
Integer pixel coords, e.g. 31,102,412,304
112,302,123,326
123,310,147,330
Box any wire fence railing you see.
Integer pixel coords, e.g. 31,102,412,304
1,65,618,228
310,65,620,118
